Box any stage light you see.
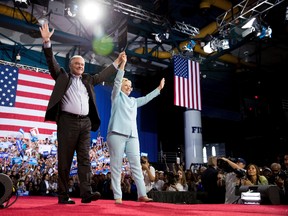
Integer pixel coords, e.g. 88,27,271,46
258,26,272,39
38,17,49,25
14,0,30,9
240,17,272,39
202,35,220,53
65,1,79,17
80,1,106,22
242,17,257,29
153,32,169,43
16,53,21,61
90,53,99,65
202,37,230,53
203,41,215,54
241,17,261,38
203,42,214,54
183,40,196,52
219,39,230,50
37,11,50,26
243,51,249,62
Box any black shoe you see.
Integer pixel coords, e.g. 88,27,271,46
81,192,101,203
58,198,75,204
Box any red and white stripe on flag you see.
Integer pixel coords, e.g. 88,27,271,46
0,65,57,139
173,55,201,110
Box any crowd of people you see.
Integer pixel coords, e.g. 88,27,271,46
1,135,287,204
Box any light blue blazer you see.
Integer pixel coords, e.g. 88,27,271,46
107,70,160,138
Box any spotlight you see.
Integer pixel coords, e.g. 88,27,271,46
16,53,21,61
203,41,215,54
202,34,215,53
203,38,219,53
243,51,249,62
90,53,99,65
38,17,49,26
241,17,261,38
258,26,272,39
37,11,50,26
183,40,196,52
202,37,230,53
153,32,169,43
155,33,161,42
242,17,257,29
65,1,78,17
218,39,230,50
14,0,30,9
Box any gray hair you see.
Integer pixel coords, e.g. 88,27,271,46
69,55,85,65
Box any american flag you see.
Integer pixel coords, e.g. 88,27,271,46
0,64,57,139
173,55,202,110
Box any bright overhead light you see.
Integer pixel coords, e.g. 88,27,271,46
38,17,49,26
153,32,169,43
183,40,196,52
240,17,272,39
258,26,272,39
241,17,261,38
203,42,214,54
203,37,229,53
219,39,230,50
80,2,106,22
90,53,99,65
65,1,78,17
14,0,30,9
37,10,51,26
242,18,257,29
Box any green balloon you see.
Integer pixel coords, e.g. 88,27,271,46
92,36,114,56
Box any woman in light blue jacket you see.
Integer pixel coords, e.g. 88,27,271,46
107,53,165,204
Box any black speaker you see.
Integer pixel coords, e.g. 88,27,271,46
0,173,13,207
237,185,281,205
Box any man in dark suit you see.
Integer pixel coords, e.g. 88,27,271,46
39,23,125,204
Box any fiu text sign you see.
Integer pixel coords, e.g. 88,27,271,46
184,110,203,168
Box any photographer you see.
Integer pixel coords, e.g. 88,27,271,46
141,156,156,193
219,157,247,204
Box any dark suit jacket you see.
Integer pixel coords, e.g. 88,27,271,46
43,47,117,131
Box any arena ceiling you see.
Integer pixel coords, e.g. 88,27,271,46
0,0,287,95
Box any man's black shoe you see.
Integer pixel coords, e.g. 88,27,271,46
58,198,75,204
81,192,101,203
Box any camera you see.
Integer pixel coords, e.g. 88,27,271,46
234,168,246,179
217,157,233,172
275,171,287,180
217,157,246,178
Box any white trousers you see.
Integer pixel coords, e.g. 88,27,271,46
107,132,147,199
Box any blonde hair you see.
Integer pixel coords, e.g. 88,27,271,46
122,78,129,83
207,156,218,167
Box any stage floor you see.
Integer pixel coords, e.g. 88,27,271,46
1,196,287,216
